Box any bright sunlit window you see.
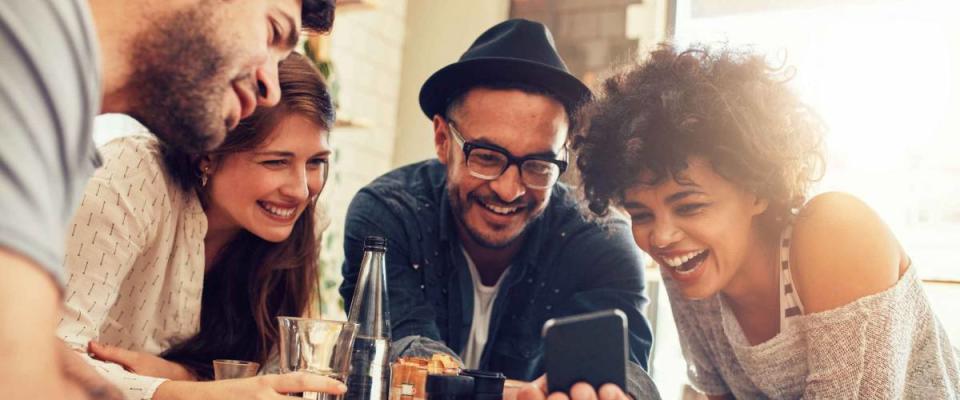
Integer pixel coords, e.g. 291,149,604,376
673,0,960,281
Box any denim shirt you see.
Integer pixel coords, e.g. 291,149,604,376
340,160,655,392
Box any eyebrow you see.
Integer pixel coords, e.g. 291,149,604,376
470,137,561,159
622,200,649,211
253,149,331,157
665,189,705,204
622,187,704,210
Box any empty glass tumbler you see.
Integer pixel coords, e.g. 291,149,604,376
278,317,358,399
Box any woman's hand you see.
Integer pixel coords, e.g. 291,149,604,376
517,375,632,400
88,341,196,381
153,372,347,400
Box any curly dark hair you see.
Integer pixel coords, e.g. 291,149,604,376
573,44,825,231
302,0,336,33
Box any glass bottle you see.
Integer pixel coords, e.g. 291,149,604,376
345,236,392,400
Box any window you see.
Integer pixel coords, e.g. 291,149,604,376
674,0,960,282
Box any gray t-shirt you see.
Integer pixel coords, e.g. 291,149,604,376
0,0,101,284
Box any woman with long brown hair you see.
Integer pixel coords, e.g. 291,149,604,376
56,53,343,400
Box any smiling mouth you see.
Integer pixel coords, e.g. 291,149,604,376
477,199,523,216
662,249,710,273
257,201,296,219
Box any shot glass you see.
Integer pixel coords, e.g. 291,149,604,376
213,359,260,380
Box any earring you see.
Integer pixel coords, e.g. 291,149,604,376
200,167,209,187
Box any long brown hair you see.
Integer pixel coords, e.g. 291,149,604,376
161,52,335,379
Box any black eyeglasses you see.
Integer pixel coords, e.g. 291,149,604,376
447,121,567,189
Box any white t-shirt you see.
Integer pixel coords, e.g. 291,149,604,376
460,246,510,369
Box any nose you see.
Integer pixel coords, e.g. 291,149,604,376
255,55,282,108
488,164,526,203
649,216,682,250
280,165,310,203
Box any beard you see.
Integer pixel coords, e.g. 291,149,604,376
124,4,237,153
447,180,545,249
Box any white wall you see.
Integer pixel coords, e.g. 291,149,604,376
318,0,410,317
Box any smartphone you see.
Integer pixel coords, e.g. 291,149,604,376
541,309,628,394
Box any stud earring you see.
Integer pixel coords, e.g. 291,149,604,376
200,167,210,187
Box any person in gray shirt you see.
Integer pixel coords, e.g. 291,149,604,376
0,1,335,399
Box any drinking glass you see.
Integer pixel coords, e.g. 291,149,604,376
213,359,260,380
278,317,358,399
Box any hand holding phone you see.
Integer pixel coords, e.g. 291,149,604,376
512,375,631,400
541,309,628,395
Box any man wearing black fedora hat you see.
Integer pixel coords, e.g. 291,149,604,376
341,19,657,399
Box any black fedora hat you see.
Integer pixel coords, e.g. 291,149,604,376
419,19,591,119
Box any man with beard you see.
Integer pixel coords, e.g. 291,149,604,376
340,20,656,400
0,0,335,399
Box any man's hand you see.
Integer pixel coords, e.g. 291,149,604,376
60,341,124,400
517,375,632,400
89,341,196,381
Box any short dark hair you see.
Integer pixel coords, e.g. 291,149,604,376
302,0,336,33
444,81,578,135
574,44,825,231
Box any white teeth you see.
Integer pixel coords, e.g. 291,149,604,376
483,202,519,215
662,249,705,268
261,202,296,218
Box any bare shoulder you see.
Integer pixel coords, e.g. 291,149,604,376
790,192,906,313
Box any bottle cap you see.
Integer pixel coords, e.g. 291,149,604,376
363,236,387,252
460,369,505,394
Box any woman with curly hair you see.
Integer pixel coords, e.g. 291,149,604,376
573,45,960,398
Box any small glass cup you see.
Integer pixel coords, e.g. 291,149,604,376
277,317,358,399
213,359,260,380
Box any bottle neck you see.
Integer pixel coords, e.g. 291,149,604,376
347,249,390,339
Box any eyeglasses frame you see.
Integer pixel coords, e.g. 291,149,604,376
446,119,568,189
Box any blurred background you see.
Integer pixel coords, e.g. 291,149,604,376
96,0,960,398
